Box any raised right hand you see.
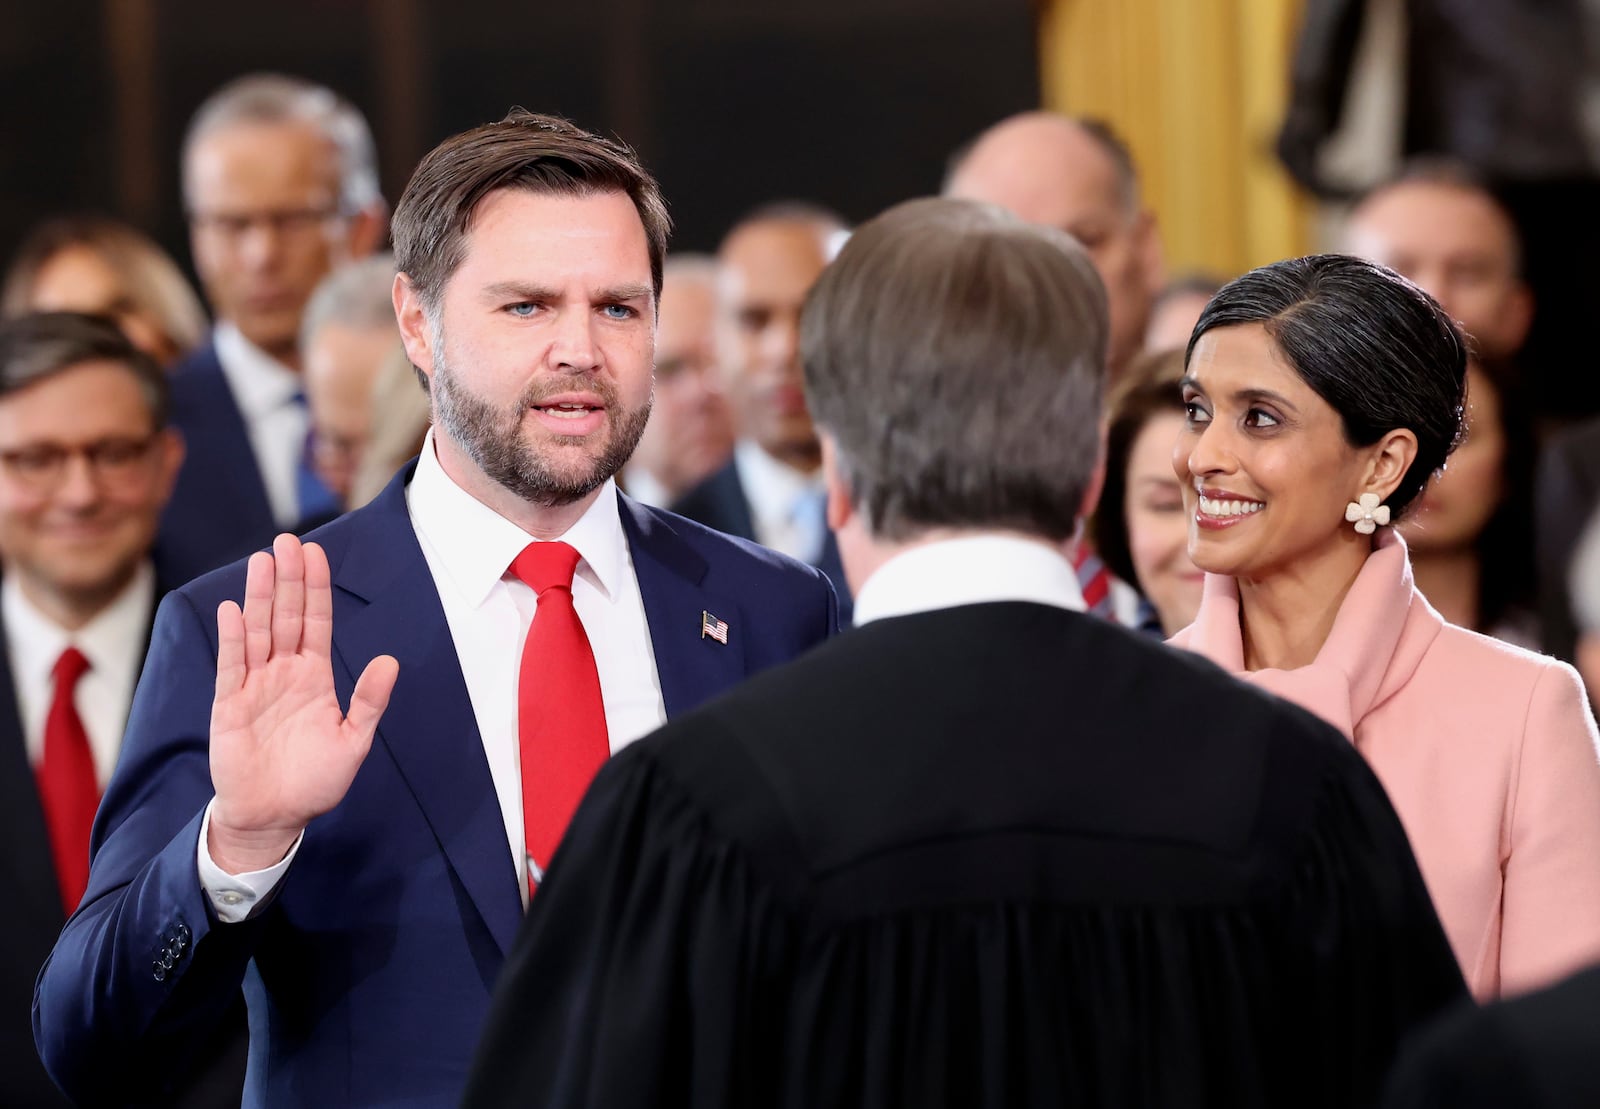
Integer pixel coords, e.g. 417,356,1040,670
207,534,399,874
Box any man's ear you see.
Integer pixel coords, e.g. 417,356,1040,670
820,432,854,534
1501,280,1535,354
393,272,436,384
343,202,389,260
1136,208,1166,297
1078,422,1108,523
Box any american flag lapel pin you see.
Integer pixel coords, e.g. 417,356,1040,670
700,610,729,644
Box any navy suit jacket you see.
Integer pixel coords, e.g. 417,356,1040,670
0,576,247,1108
671,458,853,623
34,465,837,1108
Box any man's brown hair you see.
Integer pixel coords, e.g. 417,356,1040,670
801,196,1108,543
392,109,670,311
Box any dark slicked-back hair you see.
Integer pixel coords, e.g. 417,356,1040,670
0,312,169,425
392,108,671,311
1188,254,1467,519
801,196,1107,543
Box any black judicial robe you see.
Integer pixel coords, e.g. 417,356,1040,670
464,601,1467,1109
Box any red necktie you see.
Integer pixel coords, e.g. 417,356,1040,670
35,647,99,916
510,541,609,893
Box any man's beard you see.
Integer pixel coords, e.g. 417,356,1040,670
430,341,652,509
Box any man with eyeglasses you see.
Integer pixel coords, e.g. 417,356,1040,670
157,73,387,587
0,312,246,1107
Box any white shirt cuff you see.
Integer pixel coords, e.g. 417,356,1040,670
196,799,303,923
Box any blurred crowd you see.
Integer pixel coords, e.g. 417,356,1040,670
3,35,1600,1106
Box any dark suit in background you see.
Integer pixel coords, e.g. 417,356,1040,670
672,458,851,623
154,341,278,588
1381,963,1600,1108
464,602,1467,1109
0,576,246,1109
1534,417,1600,662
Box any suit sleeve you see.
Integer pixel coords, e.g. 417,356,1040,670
1498,660,1600,996
33,587,267,1106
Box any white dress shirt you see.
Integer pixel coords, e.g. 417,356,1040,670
200,431,668,918
213,322,310,529
3,562,156,786
851,535,1086,626
732,439,826,563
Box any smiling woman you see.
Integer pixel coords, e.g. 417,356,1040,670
1169,254,1600,1001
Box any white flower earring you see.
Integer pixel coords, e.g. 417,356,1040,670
1344,492,1391,535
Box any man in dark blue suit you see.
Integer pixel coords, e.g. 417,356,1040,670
157,74,388,586
35,110,837,1108
671,204,853,618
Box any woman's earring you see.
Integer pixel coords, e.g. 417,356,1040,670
1344,492,1391,535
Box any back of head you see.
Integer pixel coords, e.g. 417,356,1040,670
300,252,399,350
392,108,670,311
184,73,380,214
1190,254,1467,518
801,196,1107,543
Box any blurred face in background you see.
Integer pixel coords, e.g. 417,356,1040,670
27,246,178,364
1144,287,1213,355
1399,361,1503,554
631,267,732,499
715,219,834,472
303,322,399,506
186,120,377,365
1344,182,1532,362
0,361,182,624
946,115,1162,377
1124,410,1204,633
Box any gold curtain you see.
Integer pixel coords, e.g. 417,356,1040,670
1040,0,1312,279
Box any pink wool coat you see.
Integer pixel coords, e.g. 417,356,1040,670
1171,529,1600,999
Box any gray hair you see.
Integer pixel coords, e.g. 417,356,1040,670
801,196,1108,543
300,253,399,350
183,73,382,213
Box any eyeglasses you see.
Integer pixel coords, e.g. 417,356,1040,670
0,436,160,492
187,205,345,241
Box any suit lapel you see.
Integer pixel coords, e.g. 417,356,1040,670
619,494,749,719
0,610,70,938
327,467,523,956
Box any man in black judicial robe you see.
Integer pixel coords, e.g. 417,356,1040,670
462,198,1468,1109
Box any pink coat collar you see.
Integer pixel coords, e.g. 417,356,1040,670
1173,529,1444,739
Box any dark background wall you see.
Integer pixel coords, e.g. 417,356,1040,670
1,0,1039,285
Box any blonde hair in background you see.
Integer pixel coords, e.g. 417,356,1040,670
2,215,209,362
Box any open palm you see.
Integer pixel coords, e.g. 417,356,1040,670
209,535,398,871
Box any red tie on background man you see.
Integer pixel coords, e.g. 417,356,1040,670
510,541,609,893
35,647,98,916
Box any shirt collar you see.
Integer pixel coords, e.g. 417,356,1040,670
213,321,302,418
2,561,155,686
851,535,1086,627
733,439,821,526
406,429,628,608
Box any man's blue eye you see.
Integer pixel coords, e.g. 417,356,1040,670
603,304,633,320
507,303,536,318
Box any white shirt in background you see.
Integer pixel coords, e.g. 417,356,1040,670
213,322,310,529
3,561,157,786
